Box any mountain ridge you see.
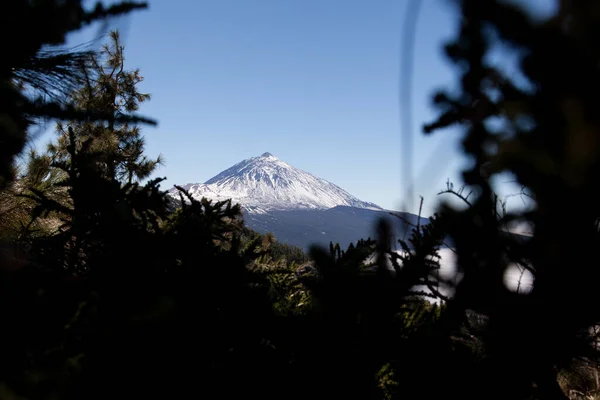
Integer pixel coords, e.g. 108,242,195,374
168,152,421,250
170,152,382,213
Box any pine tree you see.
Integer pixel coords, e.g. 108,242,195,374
0,1,152,188
12,30,163,273
49,30,162,184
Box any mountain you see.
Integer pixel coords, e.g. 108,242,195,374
171,152,382,214
170,152,422,250
244,205,428,251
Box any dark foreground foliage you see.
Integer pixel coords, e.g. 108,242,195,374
1,1,600,399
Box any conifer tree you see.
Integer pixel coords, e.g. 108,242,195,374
0,1,152,188
49,30,162,184
14,30,163,273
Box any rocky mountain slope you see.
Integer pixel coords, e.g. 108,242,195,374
171,152,382,214
170,152,421,250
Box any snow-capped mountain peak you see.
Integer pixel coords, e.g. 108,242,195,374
171,153,383,213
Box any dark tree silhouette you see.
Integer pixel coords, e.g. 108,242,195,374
0,1,152,188
423,0,600,398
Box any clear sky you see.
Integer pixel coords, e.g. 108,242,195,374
36,0,556,216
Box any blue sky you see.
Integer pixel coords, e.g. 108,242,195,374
36,0,555,216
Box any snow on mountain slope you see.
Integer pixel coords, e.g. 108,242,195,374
170,152,382,213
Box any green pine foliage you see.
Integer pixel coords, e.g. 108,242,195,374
48,30,162,184
0,1,152,189
238,226,311,266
